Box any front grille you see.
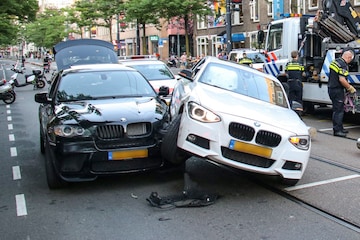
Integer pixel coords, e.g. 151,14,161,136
229,122,255,141
221,147,275,168
127,122,151,136
255,130,281,147
95,138,156,150
97,125,124,139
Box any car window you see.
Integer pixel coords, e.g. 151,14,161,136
246,53,266,63
198,63,288,108
129,64,174,81
56,70,156,102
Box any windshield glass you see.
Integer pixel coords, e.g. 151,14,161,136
129,64,175,81
198,63,288,108
266,23,283,52
56,70,156,102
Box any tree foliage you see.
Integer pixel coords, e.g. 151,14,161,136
24,9,68,49
0,0,38,45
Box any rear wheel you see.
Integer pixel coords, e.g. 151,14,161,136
36,79,46,89
44,140,67,189
161,114,189,165
2,91,16,104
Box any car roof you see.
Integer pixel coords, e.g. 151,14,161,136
119,59,166,65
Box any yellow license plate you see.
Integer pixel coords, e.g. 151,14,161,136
229,140,272,158
108,149,148,160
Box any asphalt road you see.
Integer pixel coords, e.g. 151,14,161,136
0,59,360,239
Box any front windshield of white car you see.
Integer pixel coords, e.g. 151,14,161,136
198,63,288,108
56,70,156,102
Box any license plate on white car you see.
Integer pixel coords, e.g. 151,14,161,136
229,139,272,158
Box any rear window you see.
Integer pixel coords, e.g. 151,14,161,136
56,70,156,102
198,63,288,108
129,64,175,81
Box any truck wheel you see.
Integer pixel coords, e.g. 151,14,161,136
303,101,315,114
44,140,67,189
161,114,189,165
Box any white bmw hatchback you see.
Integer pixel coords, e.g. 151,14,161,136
161,56,311,185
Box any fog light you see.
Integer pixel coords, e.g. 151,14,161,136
186,134,210,149
282,161,302,170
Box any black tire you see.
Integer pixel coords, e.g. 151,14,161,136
40,128,45,154
36,80,46,89
2,91,16,104
161,114,189,165
44,140,67,189
281,178,299,186
302,101,315,114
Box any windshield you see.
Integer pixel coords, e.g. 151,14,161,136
198,63,288,108
266,23,283,52
129,64,175,81
55,45,118,70
56,70,156,102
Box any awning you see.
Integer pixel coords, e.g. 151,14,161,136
222,33,246,43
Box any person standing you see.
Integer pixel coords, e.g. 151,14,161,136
328,48,356,137
180,52,187,69
239,52,253,67
285,51,306,106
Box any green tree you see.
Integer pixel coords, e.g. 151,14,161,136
25,9,68,50
74,0,124,42
124,0,160,54
157,0,211,56
0,0,38,45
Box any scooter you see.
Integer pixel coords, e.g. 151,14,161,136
10,66,46,89
0,79,16,104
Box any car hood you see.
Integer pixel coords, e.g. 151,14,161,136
54,97,166,126
192,84,307,133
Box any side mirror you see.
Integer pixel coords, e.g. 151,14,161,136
158,86,169,96
34,92,51,104
179,69,193,80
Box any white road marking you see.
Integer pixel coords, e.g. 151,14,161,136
6,105,10,109
7,110,11,114
284,174,360,191
15,194,27,216
10,147,17,157
8,124,13,130
319,126,360,131
7,116,12,121
12,166,21,180
9,134,15,141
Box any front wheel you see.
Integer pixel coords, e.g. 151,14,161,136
161,114,189,165
36,80,46,89
44,140,67,189
2,91,16,104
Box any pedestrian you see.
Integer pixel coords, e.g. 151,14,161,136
239,52,253,67
328,48,356,137
21,55,25,68
180,52,187,69
285,50,305,106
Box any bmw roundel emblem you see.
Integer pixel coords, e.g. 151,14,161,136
120,118,127,122
254,121,261,127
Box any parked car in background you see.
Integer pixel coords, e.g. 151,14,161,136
228,49,266,72
162,56,311,186
35,39,170,189
119,57,180,104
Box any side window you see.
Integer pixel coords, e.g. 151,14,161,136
48,74,60,97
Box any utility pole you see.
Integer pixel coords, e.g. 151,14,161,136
116,14,120,56
226,0,232,54
136,20,140,55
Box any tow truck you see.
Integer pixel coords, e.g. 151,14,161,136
263,0,360,113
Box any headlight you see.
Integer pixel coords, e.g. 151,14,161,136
52,125,91,138
289,135,310,150
188,102,220,123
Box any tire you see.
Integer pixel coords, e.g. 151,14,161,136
161,114,189,165
302,101,315,114
44,140,67,189
281,178,299,186
36,80,46,89
2,91,16,104
40,128,45,154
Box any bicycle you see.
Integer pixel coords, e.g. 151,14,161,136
344,91,360,114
